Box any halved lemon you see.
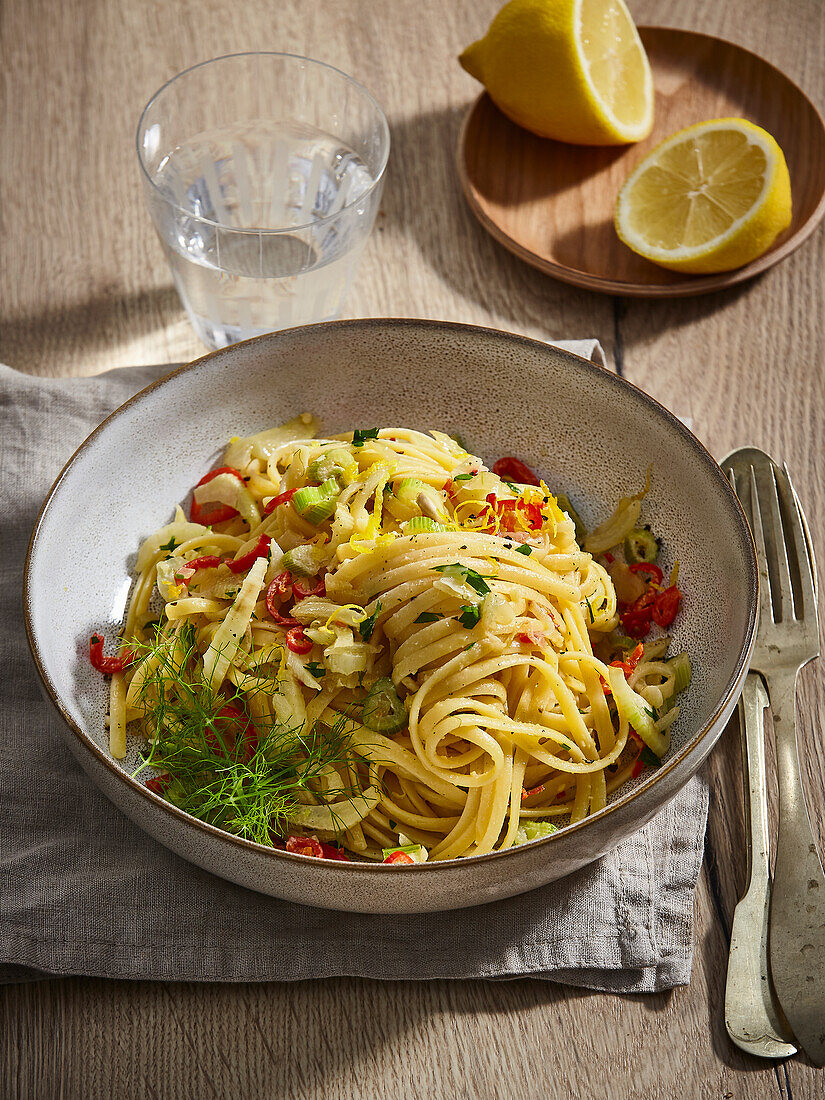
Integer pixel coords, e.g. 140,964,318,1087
615,118,792,274
459,0,654,145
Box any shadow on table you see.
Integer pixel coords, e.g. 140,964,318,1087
0,972,672,1097
380,103,615,342
383,104,759,348
0,286,182,371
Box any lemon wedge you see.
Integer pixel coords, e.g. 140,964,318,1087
459,0,653,145
615,118,792,274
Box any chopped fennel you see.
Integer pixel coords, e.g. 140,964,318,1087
512,820,558,846
202,556,268,692
223,413,320,469
193,471,261,527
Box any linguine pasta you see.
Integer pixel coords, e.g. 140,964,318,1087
100,419,689,863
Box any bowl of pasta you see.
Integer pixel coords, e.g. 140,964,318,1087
25,319,757,912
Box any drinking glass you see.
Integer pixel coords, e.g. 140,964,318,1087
136,53,390,350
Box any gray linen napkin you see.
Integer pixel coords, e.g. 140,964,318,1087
0,345,708,992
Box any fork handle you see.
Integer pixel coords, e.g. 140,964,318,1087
765,667,825,1066
724,674,795,1057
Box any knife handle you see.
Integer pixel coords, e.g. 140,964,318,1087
766,667,825,1066
725,673,796,1057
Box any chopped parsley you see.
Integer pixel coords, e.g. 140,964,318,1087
306,662,326,678
358,601,382,641
452,472,475,482
433,563,492,596
503,481,521,494
159,537,179,554
515,544,533,556
458,604,481,629
352,427,380,447
415,612,441,624
584,596,594,623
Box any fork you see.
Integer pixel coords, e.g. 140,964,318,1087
724,447,825,1066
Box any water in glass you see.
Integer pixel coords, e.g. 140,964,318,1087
151,121,377,348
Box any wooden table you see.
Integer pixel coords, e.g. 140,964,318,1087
2,1,824,1096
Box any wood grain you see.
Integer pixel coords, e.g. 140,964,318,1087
2,0,825,1097
458,27,825,296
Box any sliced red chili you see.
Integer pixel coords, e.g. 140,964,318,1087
196,466,244,487
522,784,545,800
628,562,664,585
610,642,645,679
286,835,324,858
145,773,172,795
492,457,541,486
263,487,299,515
227,534,271,574
285,626,313,655
265,575,299,627
383,851,415,865
292,576,326,600
191,501,237,524
620,588,657,639
631,758,645,779
652,585,682,627
89,634,135,674
621,613,652,640
319,842,351,862
521,501,544,530
186,555,223,572
190,467,244,525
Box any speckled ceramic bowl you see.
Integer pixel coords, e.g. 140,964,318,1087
25,320,757,913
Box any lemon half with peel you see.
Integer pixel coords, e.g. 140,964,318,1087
459,0,654,145
615,118,792,274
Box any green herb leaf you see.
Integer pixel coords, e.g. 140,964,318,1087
452,472,475,482
641,746,662,769
584,596,594,623
358,601,382,641
306,662,326,678
458,604,481,629
515,544,533,556
433,563,492,595
159,537,179,554
352,428,380,447
415,612,441,624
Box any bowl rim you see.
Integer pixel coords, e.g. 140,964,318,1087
23,318,759,872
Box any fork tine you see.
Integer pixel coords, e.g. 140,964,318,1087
776,463,817,621
748,465,776,624
786,463,818,603
761,464,795,622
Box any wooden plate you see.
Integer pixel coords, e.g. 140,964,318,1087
457,26,825,297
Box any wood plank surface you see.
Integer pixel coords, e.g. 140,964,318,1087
2,0,824,1097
